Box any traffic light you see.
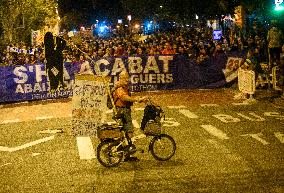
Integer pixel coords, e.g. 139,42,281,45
234,6,244,28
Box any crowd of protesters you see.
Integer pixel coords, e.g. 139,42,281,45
0,24,282,71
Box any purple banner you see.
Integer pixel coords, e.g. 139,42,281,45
0,54,245,103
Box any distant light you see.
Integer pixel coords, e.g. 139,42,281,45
127,15,131,21
125,24,128,27
134,24,140,28
96,20,99,23
99,26,105,33
118,19,122,24
275,5,284,11
80,26,85,31
160,5,163,8
117,25,120,28
196,14,199,20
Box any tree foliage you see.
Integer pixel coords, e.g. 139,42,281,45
0,0,57,44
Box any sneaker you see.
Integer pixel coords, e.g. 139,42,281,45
124,156,139,162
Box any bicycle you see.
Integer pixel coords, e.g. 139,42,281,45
96,99,176,167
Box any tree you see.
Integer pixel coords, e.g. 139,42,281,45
0,0,57,45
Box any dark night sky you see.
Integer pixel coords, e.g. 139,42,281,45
58,0,125,22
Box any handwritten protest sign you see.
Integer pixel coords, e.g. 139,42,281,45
238,69,255,95
72,74,108,136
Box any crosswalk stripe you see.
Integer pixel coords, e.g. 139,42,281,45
178,109,199,118
76,137,95,160
201,125,229,140
36,116,54,120
1,119,20,124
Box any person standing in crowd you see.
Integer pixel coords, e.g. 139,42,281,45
78,54,93,74
161,42,176,55
112,71,147,161
267,25,283,70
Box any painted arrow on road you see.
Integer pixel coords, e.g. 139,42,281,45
0,135,55,152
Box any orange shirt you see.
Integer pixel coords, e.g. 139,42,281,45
161,49,176,55
113,86,130,107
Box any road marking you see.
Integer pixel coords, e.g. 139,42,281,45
1,119,20,124
1,163,12,167
201,125,229,140
275,132,284,143
76,137,95,160
0,135,55,152
213,114,241,123
36,116,54,120
236,113,265,122
162,118,181,127
168,105,187,109
241,133,269,145
32,153,41,157
38,129,63,134
178,109,199,118
200,104,219,107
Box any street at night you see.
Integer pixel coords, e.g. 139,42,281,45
1,89,283,192
1,0,284,193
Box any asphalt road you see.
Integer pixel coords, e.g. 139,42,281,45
0,88,284,193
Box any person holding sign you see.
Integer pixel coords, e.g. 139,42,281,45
112,71,147,161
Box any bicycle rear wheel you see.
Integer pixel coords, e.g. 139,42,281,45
149,134,176,161
97,140,123,167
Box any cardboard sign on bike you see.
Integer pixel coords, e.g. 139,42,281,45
72,74,108,136
238,69,255,95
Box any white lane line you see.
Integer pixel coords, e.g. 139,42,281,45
275,132,284,143
168,105,187,109
1,119,20,124
1,163,12,167
76,137,95,160
201,125,229,140
241,133,269,145
10,135,55,152
0,146,10,151
36,116,54,120
200,104,219,107
178,109,199,118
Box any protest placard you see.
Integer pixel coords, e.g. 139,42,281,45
72,74,108,136
238,69,255,95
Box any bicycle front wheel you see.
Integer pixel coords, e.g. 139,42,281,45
149,134,176,161
97,140,123,167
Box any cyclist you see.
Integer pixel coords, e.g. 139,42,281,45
112,70,147,161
